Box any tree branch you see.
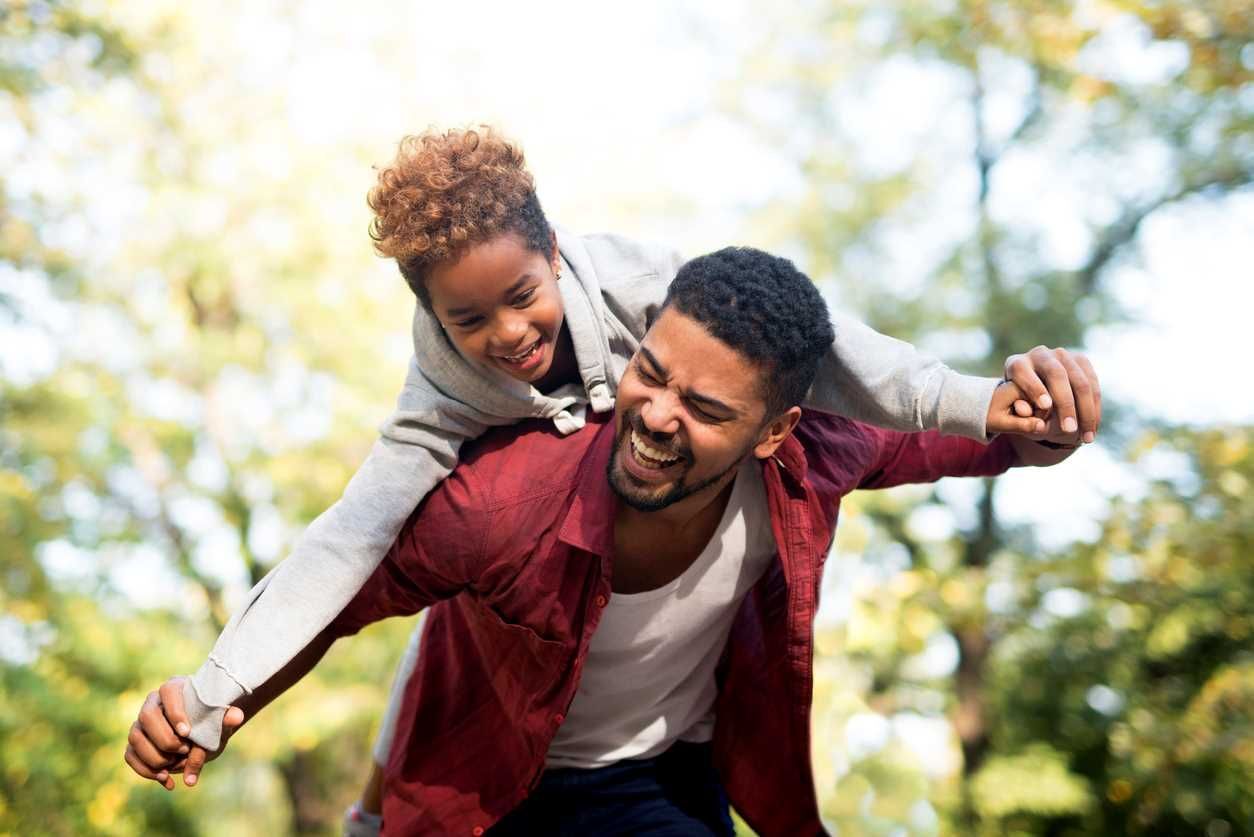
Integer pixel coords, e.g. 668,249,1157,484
1076,167,1254,295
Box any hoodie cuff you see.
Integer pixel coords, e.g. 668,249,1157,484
183,658,247,751
933,373,1000,442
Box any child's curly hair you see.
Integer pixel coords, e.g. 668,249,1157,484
368,127,553,303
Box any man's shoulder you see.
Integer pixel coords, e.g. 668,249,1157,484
453,413,607,510
793,410,881,488
795,410,879,450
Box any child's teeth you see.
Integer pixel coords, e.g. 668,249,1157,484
507,343,538,362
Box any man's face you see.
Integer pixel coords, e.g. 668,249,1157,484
608,308,783,512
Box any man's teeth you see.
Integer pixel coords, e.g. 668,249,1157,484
630,429,680,464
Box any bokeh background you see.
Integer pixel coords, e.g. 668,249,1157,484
2,1,1251,835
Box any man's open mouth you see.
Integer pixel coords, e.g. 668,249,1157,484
629,428,683,470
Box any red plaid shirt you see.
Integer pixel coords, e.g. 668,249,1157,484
330,410,1018,836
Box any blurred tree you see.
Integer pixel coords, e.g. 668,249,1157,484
727,0,1252,832
1,2,414,833
984,426,1253,835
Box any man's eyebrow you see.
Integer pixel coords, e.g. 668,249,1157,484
444,276,534,317
639,346,736,416
638,346,668,379
685,389,736,416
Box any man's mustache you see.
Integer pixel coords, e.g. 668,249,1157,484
626,411,690,463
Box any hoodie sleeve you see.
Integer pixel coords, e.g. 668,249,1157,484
806,312,1001,442
182,356,493,752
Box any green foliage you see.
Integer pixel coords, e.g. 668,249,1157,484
2,2,414,833
986,427,1254,834
971,745,1094,820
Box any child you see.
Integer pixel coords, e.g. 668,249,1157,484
166,128,1074,806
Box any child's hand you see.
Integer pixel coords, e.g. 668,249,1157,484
123,676,245,790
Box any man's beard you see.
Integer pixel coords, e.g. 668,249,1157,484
606,411,751,512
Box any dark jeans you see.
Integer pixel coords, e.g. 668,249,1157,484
489,741,736,836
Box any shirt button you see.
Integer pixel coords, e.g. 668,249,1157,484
594,594,608,608
553,713,565,725
472,827,485,836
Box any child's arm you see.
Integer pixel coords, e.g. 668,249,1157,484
579,231,1022,442
181,355,501,752
128,467,485,789
808,310,1000,440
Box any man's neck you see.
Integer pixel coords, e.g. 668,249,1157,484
610,467,741,594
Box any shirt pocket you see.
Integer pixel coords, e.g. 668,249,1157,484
476,605,569,711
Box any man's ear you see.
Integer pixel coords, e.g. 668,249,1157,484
753,406,802,459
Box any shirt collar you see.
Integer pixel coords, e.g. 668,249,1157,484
556,414,811,558
557,415,620,557
772,428,808,484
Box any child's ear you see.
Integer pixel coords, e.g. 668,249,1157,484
550,231,560,277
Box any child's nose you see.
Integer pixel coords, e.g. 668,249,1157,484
492,313,529,346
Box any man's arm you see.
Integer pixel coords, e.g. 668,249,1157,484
857,348,1096,487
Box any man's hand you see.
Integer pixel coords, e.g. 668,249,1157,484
987,346,1102,441
123,676,245,791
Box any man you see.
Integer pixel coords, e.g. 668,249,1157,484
125,247,1091,835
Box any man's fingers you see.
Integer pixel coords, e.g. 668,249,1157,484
1054,349,1096,441
1006,351,1053,410
158,677,192,739
1031,350,1078,436
125,745,173,790
127,721,181,771
1074,353,1102,435
223,705,246,730
138,690,184,753
183,746,208,787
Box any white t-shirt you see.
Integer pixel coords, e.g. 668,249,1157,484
545,459,777,769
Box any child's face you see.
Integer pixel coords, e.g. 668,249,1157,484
426,233,565,385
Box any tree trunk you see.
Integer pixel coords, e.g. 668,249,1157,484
953,478,998,826
278,749,333,835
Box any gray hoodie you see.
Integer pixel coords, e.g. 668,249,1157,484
182,229,999,749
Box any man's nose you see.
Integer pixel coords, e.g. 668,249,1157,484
640,392,681,437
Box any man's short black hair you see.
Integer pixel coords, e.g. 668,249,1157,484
661,247,834,418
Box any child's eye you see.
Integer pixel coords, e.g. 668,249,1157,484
513,288,537,307
454,315,484,329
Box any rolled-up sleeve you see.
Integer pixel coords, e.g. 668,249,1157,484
857,427,1019,490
